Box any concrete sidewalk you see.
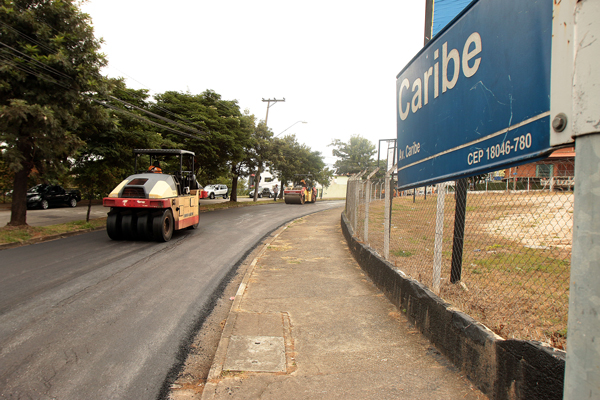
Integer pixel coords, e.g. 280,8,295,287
201,207,487,400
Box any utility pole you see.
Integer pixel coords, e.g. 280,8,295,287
252,98,285,202
262,98,285,127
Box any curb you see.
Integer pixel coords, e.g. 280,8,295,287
201,217,300,400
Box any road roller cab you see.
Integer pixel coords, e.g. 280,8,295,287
103,149,200,242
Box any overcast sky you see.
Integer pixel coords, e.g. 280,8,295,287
80,1,425,168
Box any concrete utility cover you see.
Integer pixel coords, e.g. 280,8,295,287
223,336,285,373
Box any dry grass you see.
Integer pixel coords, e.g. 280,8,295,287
0,218,107,244
359,191,572,349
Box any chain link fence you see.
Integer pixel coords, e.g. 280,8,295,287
345,156,573,350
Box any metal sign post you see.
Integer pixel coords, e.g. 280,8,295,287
563,1,600,398
383,164,397,261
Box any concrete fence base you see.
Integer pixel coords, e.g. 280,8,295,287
341,212,565,400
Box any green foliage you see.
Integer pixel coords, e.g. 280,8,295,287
329,135,376,175
0,3,334,212
150,90,253,183
72,78,165,213
0,0,107,225
271,134,332,188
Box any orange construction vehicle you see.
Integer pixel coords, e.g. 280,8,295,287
103,149,200,242
283,175,318,205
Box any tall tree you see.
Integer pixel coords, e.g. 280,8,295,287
227,110,255,202
271,134,332,197
248,122,275,202
329,135,376,175
151,89,253,195
0,0,106,226
72,78,165,220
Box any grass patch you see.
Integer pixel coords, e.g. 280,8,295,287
391,249,412,257
0,218,107,244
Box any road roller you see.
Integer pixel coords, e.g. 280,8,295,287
284,177,317,205
103,149,200,242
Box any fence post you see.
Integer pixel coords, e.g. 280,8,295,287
352,177,360,235
383,165,396,260
364,179,370,242
346,173,359,231
364,168,380,243
450,178,468,283
352,170,367,235
345,176,352,226
432,182,448,294
564,1,600,398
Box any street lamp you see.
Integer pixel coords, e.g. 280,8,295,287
275,121,307,137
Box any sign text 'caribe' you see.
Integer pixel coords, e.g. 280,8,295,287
398,32,482,121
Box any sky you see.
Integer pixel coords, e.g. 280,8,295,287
80,0,426,169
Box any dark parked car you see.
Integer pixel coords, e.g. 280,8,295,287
27,184,81,209
249,187,274,198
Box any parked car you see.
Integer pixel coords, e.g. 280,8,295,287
248,187,274,198
27,184,81,209
260,187,275,198
204,184,228,199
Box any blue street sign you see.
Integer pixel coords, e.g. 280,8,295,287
396,0,553,190
432,0,472,37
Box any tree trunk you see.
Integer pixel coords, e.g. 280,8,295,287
9,167,31,226
253,165,261,202
86,197,92,222
230,176,238,202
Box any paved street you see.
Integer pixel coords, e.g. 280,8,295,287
0,196,281,227
0,201,343,399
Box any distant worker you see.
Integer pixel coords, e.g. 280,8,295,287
273,184,279,201
301,179,307,188
148,160,162,173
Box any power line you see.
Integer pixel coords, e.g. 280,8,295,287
0,40,75,85
108,95,209,137
89,97,206,141
1,11,231,134
0,35,208,141
0,51,207,141
0,20,56,54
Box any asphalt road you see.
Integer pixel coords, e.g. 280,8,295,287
0,200,344,399
0,196,277,227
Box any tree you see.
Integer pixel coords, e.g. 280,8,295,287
227,110,255,202
150,90,254,201
329,135,376,175
271,135,332,198
72,78,165,221
0,0,106,226
248,122,275,202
